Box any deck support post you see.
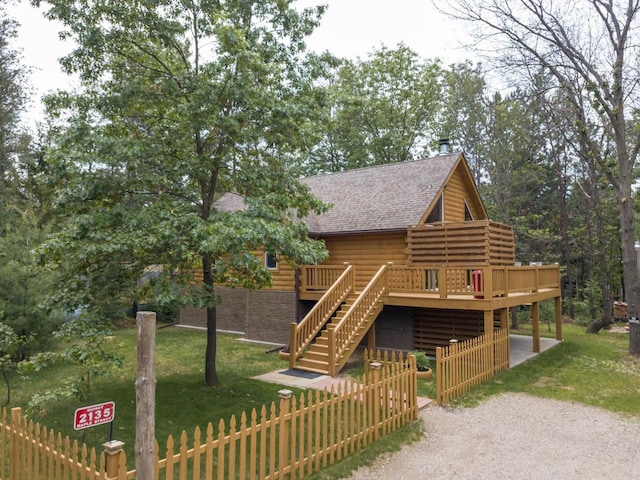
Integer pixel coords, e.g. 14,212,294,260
532,302,540,353
555,296,563,341
483,309,493,335
498,308,508,330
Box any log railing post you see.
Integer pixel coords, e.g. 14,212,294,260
328,326,336,377
288,323,297,370
438,267,447,298
483,267,493,299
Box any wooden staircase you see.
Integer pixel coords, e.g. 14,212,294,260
295,293,359,374
288,263,390,376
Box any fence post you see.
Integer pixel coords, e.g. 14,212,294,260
135,311,156,480
278,389,293,480
103,440,126,479
435,347,443,405
9,407,20,480
370,362,381,441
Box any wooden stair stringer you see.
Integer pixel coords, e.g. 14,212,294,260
332,301,384,375
295,294,385,376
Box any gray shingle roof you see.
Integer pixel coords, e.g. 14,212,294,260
215,153,462,235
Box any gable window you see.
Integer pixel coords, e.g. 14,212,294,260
464,200,474,221
426,194,443,224
265,252,278,270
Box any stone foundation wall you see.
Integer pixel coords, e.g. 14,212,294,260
179,287,297,344
246,290,297,344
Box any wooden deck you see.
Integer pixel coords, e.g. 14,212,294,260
299,264,562,312
288,263,562,376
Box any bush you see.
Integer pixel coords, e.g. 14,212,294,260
410,351,431,371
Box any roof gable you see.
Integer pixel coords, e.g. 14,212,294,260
302,153,463,234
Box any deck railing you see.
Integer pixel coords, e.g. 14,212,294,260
302,264,560,300
289,265,354,368
327,264,389,376
300,265,348,292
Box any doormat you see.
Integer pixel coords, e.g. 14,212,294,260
279,369,324,380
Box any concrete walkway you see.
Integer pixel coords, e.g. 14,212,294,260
252,334,561,408
509,333,561,367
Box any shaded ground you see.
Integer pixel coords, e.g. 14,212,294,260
347,393,640,480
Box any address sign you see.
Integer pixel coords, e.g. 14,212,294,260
74,401,115,430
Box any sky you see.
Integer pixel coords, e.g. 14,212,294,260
6,0,476,125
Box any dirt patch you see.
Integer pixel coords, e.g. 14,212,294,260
346,393,640,480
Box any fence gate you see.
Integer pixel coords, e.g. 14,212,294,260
435,328,509,404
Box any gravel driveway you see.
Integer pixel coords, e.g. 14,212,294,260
347,393,640,480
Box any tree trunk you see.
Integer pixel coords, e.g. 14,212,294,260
619,197,640,319
205,305,219,387
203,252,219,387
510,306,518,330
592,169,613,321
586,313,613,334
558,157,574,319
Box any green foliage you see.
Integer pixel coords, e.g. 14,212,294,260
19,312,123,415
304,44,443,173
410,351,431,371
0,322,32,404
35,0,334,384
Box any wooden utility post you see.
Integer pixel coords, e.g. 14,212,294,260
135,311,156,479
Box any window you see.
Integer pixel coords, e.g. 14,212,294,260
464,200,474,221
265,252,278,270
426,194,443,223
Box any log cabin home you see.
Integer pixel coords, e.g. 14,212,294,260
179,148,562,376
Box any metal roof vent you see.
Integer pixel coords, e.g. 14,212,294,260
438,138,451,155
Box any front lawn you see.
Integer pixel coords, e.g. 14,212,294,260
8,327,292,463
6,320,640,479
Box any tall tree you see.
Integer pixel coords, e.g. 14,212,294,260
0,3,27,209
441,0,640,319
440,61,488,185
35,0,331,387
305,44,443,172
0,4,62,356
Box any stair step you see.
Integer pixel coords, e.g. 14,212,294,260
296,358,330,374
303,350,328,362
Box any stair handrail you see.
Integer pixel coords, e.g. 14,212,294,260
328,263,390,375
289,264,354,369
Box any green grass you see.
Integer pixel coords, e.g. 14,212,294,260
450,322,640,416
7,327,295,463
5,321,640,479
